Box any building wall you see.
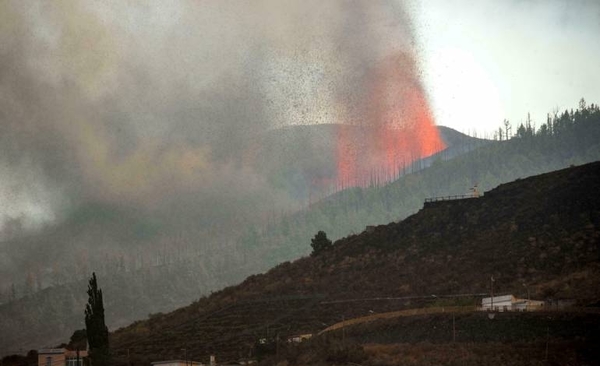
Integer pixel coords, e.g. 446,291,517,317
481,297,514,311
481,295,545,311
38,349,88,366
38,352,65,366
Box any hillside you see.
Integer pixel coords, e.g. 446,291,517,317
251,123,486,200
2,101,600,358
239,102,600,271
0,125,485,356
3,100,600,356
280,311,600,365
109,161,600,365
0,125,478,294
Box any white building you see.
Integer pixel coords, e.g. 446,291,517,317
286,333,313,343
151,360,204,366
481,294,544,311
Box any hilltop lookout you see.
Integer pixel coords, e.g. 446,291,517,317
424,185,481,208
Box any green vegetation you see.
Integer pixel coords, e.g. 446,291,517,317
68,329,87,352
85,273,109,366
0,350,38,366
310,231,332,256
240,100,600,269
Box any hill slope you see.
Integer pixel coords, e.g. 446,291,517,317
109,161,600,365
2,101,599,357
240,103,600,271
0,125,485,355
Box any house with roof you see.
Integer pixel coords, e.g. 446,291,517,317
481,294,544,311
37,348,88,366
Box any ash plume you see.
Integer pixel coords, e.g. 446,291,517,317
0,2,445,350
0,1,439,239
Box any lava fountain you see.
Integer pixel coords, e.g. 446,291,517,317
336,52,445,189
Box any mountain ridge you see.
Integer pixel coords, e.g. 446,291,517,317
108,161,600,364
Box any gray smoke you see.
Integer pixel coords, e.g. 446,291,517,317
0,0,422,236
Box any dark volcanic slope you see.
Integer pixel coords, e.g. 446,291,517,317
110,162,600,364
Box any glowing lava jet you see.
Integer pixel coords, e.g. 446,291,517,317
335,52,445,189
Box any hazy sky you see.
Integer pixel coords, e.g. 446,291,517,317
411,0,600,135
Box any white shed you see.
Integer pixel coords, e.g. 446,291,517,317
481,294,545,311
482,295,515,311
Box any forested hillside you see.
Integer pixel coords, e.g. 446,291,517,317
0,124,479,303
0,126,483,356
1,100,599,357
240,100,600,270
107,161,600,365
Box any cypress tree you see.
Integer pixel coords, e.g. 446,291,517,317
85,272,109,366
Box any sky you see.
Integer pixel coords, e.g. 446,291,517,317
410,0,600,135
0,0,599,234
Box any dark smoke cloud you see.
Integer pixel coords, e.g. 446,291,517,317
0,1,424,237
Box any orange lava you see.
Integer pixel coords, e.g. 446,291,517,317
335,52,445,188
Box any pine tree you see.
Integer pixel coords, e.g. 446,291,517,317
310,231,332,256
85,273,109,366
